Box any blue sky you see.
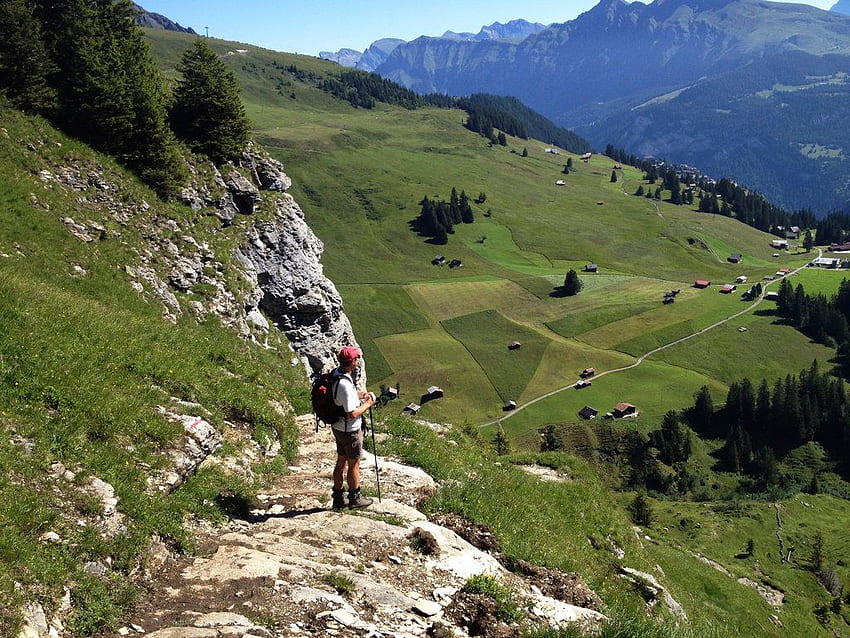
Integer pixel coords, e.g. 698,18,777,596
138,0,837,56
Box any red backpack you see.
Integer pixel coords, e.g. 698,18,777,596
311,372,347,425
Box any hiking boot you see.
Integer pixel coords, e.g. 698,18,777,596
348,488,372,509
331,488,346,510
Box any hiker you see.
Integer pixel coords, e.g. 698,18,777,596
331,346,377,509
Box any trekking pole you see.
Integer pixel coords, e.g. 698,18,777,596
369,406,382,502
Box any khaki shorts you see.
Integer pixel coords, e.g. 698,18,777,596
333,427,363,460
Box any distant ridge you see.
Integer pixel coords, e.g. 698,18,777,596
833,0,850,14
320,19,546,72
133,3,196,34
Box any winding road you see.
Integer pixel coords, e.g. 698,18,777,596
483,248,820,428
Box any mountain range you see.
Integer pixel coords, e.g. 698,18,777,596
320,19,547,72
326,0,850,214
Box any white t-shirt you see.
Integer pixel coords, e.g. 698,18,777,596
332,371,362,432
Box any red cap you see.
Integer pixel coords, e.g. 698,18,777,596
338,346,362,365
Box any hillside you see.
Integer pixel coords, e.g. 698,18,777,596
369,0,850,213
2,18,850,636
144,29,828,428
145,30,850,635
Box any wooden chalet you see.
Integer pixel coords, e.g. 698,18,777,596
508,341,522,350
448,259,463,269
432,255,446,266
503,400,517,411
579,368,595,378
578,406,598,420
720,284,737,294
728,253,743,263
402,403,420,415
584,264,598,273
574,379,592,389
426,385,444,399
694,280,711,288
612,403,637,418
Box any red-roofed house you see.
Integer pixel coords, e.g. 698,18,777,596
612,403,638,418
694,280,711,288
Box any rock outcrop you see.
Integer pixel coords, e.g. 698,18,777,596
117,415,607,638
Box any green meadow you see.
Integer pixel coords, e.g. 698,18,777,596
145,30,820,435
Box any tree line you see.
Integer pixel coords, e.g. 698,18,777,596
0,0,250,198
415,188,475,244
605,144,817,236
692,361,850,490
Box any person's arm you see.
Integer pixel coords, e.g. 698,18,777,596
347,391,376,419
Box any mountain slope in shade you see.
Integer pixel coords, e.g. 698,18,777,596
356,38,406,72
372,0,850,212
832,0,850,14
442,19,547,42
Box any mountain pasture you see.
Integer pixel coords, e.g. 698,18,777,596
143,36,830,435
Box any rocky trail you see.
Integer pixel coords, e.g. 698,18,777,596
118,415,605,638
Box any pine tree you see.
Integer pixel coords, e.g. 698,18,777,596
0,0,56,112
803,229,814,251
171,38,251,164
692,385,714,432
31,0,185,197
541,425,563,452
460,190,474,224
610,169,618,183
628,492,653,526
521,147,528,157
562,269,583,296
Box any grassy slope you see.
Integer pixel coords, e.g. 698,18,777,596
138,30,850,637
0,106,303,634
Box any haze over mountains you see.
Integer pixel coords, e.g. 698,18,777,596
319,19,547,72
319,0,850,215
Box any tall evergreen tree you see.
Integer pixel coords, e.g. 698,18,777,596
171,38,251,164
0,0,56,112
562,269,583,296
31,0,185,196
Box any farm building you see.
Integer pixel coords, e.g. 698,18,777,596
584,264,598,273
829,242,850,253
383,386,399,400
612,403,638,418
425,386,444,399
578,406,598,420
765,291,780,301
720,284,737,294
508,341,522,350
694,280,711,288
771,239,789,249
736,276,748,284
402,403,420,415
811,257,840,268
448,259,463,269
579,368,595,378
581,152,592,160
503,400,517,411
432,255,446,266
728,253,743,263
575,379,592,389
555,180,565,186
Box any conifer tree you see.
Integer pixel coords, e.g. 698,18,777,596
171,38,251,164
562,269,583,296
0,0,56,112
31,0,185,197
